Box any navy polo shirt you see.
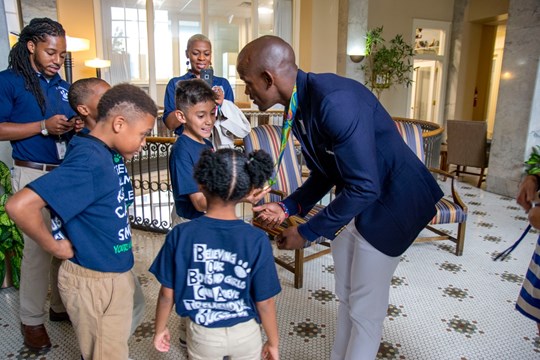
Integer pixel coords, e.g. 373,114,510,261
163,71,234,136
0,69,75,164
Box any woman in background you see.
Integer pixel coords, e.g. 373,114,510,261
162,34,234,135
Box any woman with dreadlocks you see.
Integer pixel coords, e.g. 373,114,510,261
0,17,75,351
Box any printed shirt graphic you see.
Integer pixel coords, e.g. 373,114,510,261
50,150,133,241
150,216,281,328
28,135,134,272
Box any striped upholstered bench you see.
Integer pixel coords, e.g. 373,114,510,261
394,118,468,256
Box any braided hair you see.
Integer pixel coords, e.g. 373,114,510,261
194,148,274,202
8,18,66,115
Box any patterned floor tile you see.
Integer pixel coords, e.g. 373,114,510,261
1,176,539,359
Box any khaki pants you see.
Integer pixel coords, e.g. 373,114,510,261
12,165,65,325
58,260,135,360
130,272,145,336
187,318,262,360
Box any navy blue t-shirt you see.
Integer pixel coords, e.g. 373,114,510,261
0,69,75,164
28,135,134,272
163,72,234,136
169,135,213,219
149,216,281,328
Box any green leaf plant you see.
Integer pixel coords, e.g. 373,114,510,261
525,145,540,175
361,26,415,99
0,161,23,289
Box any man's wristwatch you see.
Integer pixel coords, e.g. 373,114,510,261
40,120,48,136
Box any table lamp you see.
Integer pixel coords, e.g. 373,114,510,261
65,36,90,83
84,58,112,79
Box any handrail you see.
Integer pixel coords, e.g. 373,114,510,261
392,117,444,138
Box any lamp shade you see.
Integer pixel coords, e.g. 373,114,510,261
84,58,111,69
8,33,18,48
66,36,90,52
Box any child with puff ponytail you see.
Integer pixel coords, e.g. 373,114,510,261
150,148,281,360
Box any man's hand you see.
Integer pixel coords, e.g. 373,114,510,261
49,239,74,259
253,202,286,228
517,175,539,212
45,114,75,135
276,226,306,250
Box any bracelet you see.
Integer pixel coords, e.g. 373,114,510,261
277,201,289,218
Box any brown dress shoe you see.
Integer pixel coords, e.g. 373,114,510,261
49,308,70,322
20,323,51,351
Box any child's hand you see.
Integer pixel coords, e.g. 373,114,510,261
244,185,271,205
262,341,279,360
253,201,286,228
72,116,85,133
51,239,74,259
517,175,539,212
153,328,171,352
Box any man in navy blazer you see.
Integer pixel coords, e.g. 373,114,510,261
237,36,443,360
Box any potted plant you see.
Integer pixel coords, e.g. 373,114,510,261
361,26,415,99
525,145,540,175
0,160,23,289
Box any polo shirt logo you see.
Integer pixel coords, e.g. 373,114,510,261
57,86,69,102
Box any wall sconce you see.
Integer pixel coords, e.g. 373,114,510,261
9,32,19,48
84,58,111,79
65,36,90,83
349,55,365,63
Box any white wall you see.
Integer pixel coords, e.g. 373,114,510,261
298,0,339,74
367,0,455,116
309,0,339,73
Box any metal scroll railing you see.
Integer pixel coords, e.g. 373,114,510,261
127,136,175,233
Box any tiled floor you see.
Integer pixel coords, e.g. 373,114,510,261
1,176,540,359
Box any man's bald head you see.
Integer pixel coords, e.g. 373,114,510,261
237,35,297,76
237,36,298,110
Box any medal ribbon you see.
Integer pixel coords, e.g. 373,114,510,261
269,85,298,185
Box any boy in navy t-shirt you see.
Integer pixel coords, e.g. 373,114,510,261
168,78,218,347
68,77,111,133
6,83,158,360
169,78,218,224
67,77,146,336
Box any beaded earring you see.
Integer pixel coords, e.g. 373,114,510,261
186,60,190,73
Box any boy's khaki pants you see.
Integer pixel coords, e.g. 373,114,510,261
58,260,135,360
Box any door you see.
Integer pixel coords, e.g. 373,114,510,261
407,19,450,125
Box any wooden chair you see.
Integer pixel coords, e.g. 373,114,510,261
243,124,331,288
394,118,468,256
446,120,490,188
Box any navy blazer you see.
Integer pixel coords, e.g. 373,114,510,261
281,70,444,257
